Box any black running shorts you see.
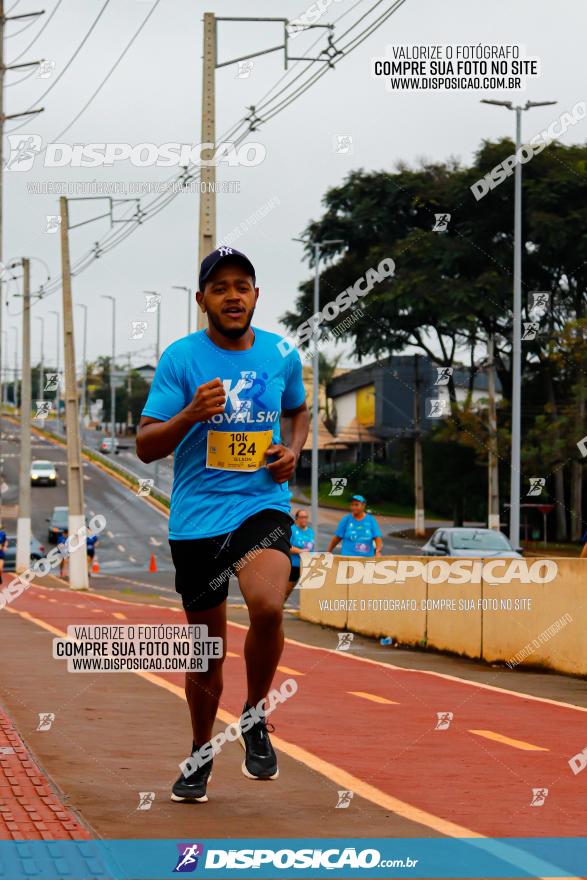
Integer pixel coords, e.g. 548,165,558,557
169,509,293,612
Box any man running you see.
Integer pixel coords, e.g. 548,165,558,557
137,247,309,804
286,509,315,599
327,494,383,557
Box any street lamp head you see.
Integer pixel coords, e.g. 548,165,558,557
524,100,557,109
480,99,513,109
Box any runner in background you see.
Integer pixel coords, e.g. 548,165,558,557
580,530,587,559
286,509,315,599
56,528,69,578
0,523,7,584
327,494,383,558
86,533,98,573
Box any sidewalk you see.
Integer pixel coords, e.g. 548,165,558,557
0,707,92,840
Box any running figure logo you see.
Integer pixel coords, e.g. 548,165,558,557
530,788,548,807
5,134,42,171
435,712,453,731
298,552,333,590
173,843,204,873
433,213,451,232
336,632,354,652
136,791,155,811
527,477,546,497
335,790,354,808
434,367,453,386
37,713,55,731
329,477,347,496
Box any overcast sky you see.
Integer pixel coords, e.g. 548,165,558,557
3,0,585,375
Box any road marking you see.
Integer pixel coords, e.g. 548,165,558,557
149,537,162,547
117,544,126,553
129,556,137,564
112,611,127,620
277,665,304,676
469,729,549,752
227,622,587,716
107,531,114,539
349,690,399,705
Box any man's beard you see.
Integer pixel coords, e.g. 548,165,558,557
207,306,255,339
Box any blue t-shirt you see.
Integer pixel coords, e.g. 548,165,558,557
290,525,315,568
141,327,306,540
335,513,382,557
86,535,98,549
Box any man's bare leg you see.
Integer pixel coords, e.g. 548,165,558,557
238,549,290,706
184,602,227,747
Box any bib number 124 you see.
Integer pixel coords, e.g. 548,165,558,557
228,432,256,457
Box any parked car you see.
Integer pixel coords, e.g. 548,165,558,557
30,459,57,486
421,527,522,558
47,506,69,543
3,535,46,572
100,437,119,454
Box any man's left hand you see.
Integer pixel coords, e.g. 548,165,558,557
265,444,297,483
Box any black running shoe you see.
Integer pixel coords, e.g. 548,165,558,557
238,703,279,780
171,755,213,803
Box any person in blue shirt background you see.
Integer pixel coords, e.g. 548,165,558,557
287,509,315,598
327,495,383,557
86,533,99,573
0,522,7,584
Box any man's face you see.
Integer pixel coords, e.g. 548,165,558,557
350,500,365,515
197,261,258,339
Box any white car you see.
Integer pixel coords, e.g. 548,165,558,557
100,437,119,454
421,527,522,558
30,459,57,486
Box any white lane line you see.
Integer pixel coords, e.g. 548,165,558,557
117,544,126,553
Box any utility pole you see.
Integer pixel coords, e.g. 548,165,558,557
11,325,17,411
0,0,44,523
413,354,425,537
480,98,557,550
49,309,60,430
59,196,88,590
101,295,116,443
197,11,216,330
487,334,500,530
75,303,87,434
16,258,30,571
126,352,132,432
35,316,44,410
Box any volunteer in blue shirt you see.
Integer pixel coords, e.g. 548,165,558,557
327,495,383,557
137,246,309,803
287,509,315,598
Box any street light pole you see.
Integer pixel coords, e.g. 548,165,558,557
480,98,557,549
35,316,44,409
173,285,192,335
100,296,116,445
145,290,161,486
294,237,343,545
49,309,60,431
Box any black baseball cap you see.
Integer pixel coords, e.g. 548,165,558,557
198,246,256,292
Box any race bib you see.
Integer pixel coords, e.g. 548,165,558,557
206,430,273,472
354,542,371,554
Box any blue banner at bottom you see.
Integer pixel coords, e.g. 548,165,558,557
0,838,586,879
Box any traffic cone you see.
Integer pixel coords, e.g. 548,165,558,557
92,558,100,574
149,553,157,573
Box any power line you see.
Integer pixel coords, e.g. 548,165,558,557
6,0,112,132
9,0,63,63
22,1,406,307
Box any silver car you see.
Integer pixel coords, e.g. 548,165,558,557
421,527,522,558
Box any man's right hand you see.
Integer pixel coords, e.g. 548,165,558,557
186,378,226,423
